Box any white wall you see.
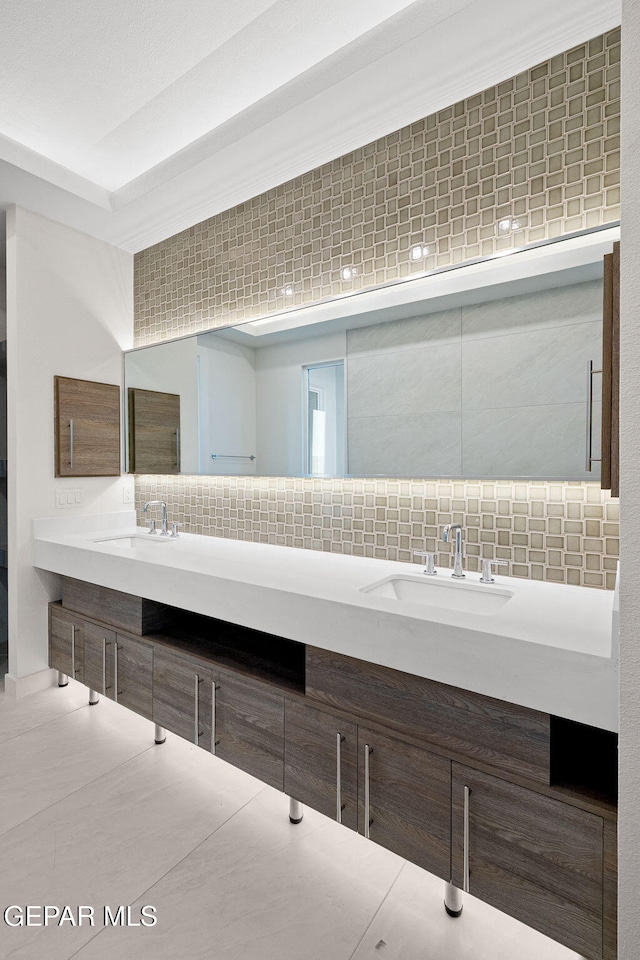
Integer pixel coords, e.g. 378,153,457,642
126,337,200,474
619,4,640,955
255,331,346,475
6,206,132,682
198,338,257,476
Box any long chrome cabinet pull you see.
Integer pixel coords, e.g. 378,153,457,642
194,674,200,745
586,360,603,472
336,733,344,824
463,785,470,893
70,624,76,678
69,420,74,469
113,643,118,703
211,681,216,754
175,429,180,468
364,744,372,839
102,637,107,695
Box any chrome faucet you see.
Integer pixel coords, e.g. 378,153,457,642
143,500,168,536
442,524,465,579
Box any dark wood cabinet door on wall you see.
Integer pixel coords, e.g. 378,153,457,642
452,763,604,960
214,672,284,791
54,376,121,477
358,727,451,881
128,387,180,474
284,700,358,829
49,606,85,682
153,647,212,749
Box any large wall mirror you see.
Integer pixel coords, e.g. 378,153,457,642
125,227,618,480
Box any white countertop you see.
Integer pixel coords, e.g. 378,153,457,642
33,511,619,731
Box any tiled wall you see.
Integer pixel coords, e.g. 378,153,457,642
133,28,621,589
135,477,618,590
134,28,620,345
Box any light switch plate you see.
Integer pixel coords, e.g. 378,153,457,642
55,488,83,509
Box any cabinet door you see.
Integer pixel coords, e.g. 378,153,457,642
214,673,284,791
358,727,451,880
153,647,212,749
284,700,357,829
83,622,116,697
452,763,604,960
54,376,121,477
49,606,84,682
128,388,180,474
115,636,153,720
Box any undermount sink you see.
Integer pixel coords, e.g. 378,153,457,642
93,535,175,548
361,574,513,616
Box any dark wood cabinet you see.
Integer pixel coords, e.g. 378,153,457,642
81,626,153,720
128,387,180,474
115,635,153,720
285,700,358,829
452,763,604,960
54,376,121,477
62,576,172,636
82,622,116,696
601,240,620,496
153,646,213,750
359,726,451,880
49,605,85,682
49,586,618,959
215,672,284,791
306,646,550,784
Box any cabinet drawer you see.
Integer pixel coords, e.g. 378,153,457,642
306,647,550,783
214,672,284,791
359,727,451,880
285,701,357,830
452,763,604,960
62,577,172,636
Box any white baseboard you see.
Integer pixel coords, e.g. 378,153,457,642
3,668,58,699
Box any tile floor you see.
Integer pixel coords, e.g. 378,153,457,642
0,682,581,960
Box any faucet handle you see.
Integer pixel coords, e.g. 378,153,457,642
413,551,437,576
146,519,157,534
170,522,184,539
480,558,509,583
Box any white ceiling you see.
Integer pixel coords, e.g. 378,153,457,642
0,0,622,260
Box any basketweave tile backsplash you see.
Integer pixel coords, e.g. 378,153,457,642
134,28,620,345
135,478,619,590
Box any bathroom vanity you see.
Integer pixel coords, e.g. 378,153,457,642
34,515,618,960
